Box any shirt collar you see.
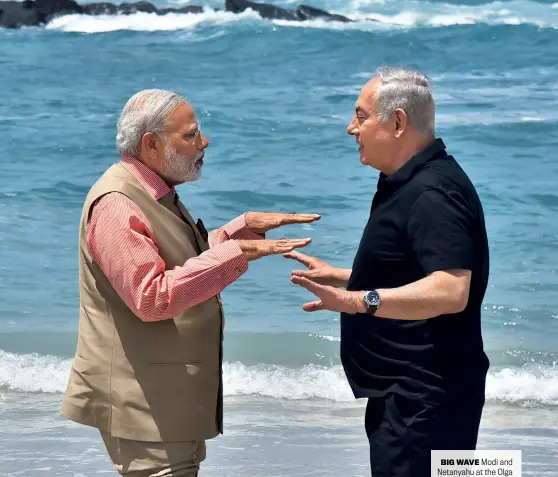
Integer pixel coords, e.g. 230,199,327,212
120,155,175,200
378,138,447,191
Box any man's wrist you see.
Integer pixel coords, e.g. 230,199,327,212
358,289,384,315
350,291,368,314
333,268,352,288
243,211,265,238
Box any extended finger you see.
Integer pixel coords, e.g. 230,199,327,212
290,269,314,278
277,214,320,226
271,240,311,254
280,244,311,253
282,251,315,266
302,301,324,312
286,242,312,251
278,238,312,248
290,274,326,295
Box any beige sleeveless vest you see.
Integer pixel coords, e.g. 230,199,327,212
61,163,224,442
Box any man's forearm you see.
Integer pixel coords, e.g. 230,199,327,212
88,194,249,323
352,270,470,320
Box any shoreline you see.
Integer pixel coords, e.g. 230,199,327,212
1,393,557,476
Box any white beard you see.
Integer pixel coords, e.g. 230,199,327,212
161,141,202,184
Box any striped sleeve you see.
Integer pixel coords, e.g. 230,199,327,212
86,192,248,322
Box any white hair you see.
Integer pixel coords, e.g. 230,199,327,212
116,89,186,156
375,66,435,135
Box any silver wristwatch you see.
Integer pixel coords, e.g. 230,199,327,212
363,290,381,315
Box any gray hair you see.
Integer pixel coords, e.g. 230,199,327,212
375,66,435,135
116,89,186,156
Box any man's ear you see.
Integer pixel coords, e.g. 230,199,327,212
141,132,166,171
141,132,158,158
393,108,408,138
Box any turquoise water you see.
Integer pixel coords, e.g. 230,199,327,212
1,0,558,474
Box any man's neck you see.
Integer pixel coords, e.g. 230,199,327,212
383,134,435,175
137,155,175,188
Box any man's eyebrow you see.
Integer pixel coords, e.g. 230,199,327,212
184,123,199,134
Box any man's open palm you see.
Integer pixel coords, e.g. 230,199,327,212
245,212,320,234
291,275,358,313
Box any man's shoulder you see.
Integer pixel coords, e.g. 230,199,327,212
86,163,137,198
92,162,130,185
414,154,477,196
81,163,139,217
410,156,488,231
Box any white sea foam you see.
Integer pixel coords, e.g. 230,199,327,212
45,9,261,33
2,350,558,406
41,0,558,33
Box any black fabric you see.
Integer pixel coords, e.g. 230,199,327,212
340,138,490,474
196,219,209,242
365,374,486,477
341,138,490,403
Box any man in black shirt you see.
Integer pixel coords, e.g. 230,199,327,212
286,66,490,476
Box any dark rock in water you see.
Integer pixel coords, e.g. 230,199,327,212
225,0,298,21
0,0,356,28
0,1,43,28
225,0,352,22
295,4,352,23
116,1,157,14
156,5,205,15
34,0,81,17
0,0,80,27
81,2,118,15
81,2,204,15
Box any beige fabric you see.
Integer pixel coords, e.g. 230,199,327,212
61,163,225,442
101,431,206,477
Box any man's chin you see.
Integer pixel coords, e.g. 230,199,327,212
182,168,202,183
184,174,201,183
161,169,202,186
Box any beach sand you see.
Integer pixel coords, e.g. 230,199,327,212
1,393,557,476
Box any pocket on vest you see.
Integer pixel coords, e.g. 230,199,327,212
143,363,219,409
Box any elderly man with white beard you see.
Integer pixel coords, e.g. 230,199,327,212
61,89,319,477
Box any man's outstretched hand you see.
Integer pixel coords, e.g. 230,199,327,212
290,275,364,313
245,212,321,234
283,251,351,288
236,238,312,262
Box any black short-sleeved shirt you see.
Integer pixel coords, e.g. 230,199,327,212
340,138,490,404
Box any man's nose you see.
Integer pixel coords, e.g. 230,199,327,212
199,133,209,149
347,118,358,136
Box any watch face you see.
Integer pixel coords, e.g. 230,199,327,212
365,291,380,306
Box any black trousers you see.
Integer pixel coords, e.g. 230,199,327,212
364,388,485,477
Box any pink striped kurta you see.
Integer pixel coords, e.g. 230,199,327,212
86,155,261,322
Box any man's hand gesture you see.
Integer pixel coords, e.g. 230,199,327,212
283,251,350,288
245,212,320,235
290,275,363,314
236,238,312,261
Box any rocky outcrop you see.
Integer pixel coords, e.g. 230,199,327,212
224,0,352,22
0,0,81,28
0,0,355,28
81,1,203,15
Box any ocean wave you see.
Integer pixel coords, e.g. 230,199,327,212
333,0,558,28
435,111,558,127
2,350,558,406
45,9,261,33
40,0,558,33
